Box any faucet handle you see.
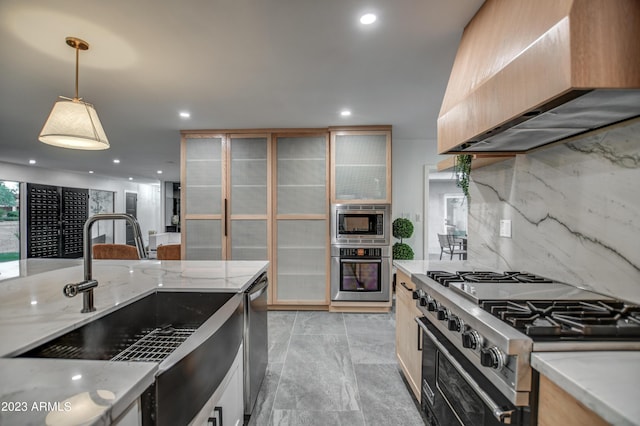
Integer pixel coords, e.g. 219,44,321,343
63,280,98,298
63,283,79,297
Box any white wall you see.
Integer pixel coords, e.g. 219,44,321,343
392,138,440,259
0,161,162,249
428,180,462,255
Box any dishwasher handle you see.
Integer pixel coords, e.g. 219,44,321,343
247,274,268,301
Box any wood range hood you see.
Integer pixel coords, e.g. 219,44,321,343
438,0,640,154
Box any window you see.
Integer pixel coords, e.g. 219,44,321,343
444,194,467,236
0,180,20,262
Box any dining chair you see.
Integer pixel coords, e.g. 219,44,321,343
437,234,467,260
157,244,181,260
92,243,140,260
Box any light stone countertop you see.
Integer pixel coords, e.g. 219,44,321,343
393,259,479,277
0,259,269,426
532,351,640,426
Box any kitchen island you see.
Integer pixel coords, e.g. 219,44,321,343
0,259,268,425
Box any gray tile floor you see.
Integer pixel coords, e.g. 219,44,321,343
248,309,426,426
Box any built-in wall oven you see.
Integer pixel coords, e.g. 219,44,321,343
330,246,391,302
330,204,391,302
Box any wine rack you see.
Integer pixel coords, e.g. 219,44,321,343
27,184,88,258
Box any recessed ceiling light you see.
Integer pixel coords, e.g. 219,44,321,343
179,112,191,118
340,110,352,117
113,159,120,164
128,177,133,181
360,13,377,25
157,170,163,174
89,170,94,174
72,374,82,381
29,159,36,164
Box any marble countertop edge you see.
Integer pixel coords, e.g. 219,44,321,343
531,352,640,426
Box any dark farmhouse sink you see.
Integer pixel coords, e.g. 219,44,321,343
20,291,235,361
18,291,244,426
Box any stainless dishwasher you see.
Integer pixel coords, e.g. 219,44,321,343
244,272,268,419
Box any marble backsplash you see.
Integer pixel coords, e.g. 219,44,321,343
468,118,640,304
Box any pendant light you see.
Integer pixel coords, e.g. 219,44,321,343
39,37,109,150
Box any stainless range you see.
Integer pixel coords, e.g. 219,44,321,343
412,270,640,425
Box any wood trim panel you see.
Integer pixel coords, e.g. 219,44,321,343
436,155,516,172
184,214,223,220
395,270,422,400
180,136,187,259
328,125,392,132
182,128,328,136
538,374,609,426
269,305,328,311
276,214,327,220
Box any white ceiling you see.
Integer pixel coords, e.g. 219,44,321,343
0,0,483,183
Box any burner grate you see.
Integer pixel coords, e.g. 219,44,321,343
426,270,553,286
482,300,640,338
111,326,196,362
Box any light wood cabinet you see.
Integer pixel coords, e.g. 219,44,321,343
182,129,330,307
537,374,609,426
273,133,330,306
395,269,422,400
182,127,391,309
330,127,391,204
181,133,271,262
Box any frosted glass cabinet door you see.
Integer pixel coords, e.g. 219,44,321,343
277,220,327,302
332,131,390,203
185,219,222,260
184,137,223,215
277,136,327,215
183,137,223,260
230,136,268,215
228,135,269,262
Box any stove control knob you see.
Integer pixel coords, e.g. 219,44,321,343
437,307,449,321
448,316,464,332
412,289,421,300
480,347,505,370
461,330,481,350
427,299,438,312
419,296,428,307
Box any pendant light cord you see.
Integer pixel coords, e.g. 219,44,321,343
74,44,80,100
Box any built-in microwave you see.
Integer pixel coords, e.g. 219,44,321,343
331,204,390,245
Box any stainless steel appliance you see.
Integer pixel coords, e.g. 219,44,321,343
331,204,390,245
330,245,391,302
412,270,640,425
244,272,268,418
330,204,391,302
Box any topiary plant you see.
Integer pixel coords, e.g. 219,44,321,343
392,217,414,260
393,242,414,260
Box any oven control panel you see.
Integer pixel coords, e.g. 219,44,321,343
339,247,382,258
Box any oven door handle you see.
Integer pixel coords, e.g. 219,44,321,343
415,318,515,425
340,259,382,263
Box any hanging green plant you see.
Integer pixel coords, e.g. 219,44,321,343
392,217,414,260
455,154,472,201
